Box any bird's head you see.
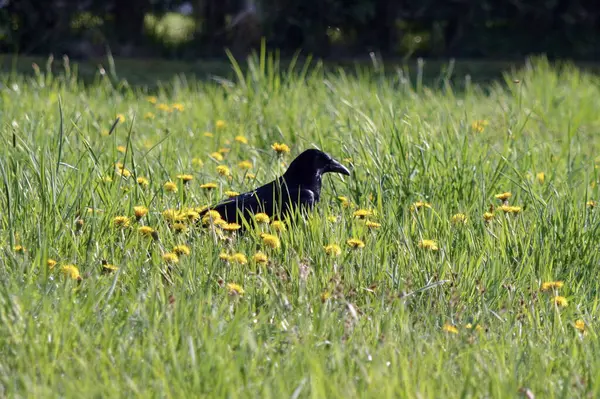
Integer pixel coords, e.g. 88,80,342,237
283,149,350,184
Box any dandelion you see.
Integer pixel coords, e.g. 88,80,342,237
253,252,268,264
157,103,171,112
13,245,26,253
115,163,131,178
451,213,468,225
137,177,149,188
134,206,148,220
116,145,126,153
177,174,194,184
116,114,126,123
113,216,131,228
138,226,155,237
554,296,568,307
365,220,381,229
231,253,248,265
235,135,248,144
164,181,178,193
271,142,290,155
418,239,439,251
483,212,495,222
321,291,332,302
353,209,373,219
221,223,241,232
147,96,157,104
541,281,564,291
261,233,281,249
574,319,585,332
162,252,179,264
216,165,230,177
226,283,244,296
61,264,82,281
324,244,342,256
495,192,512,201
471,120,489,133
465,323,483,331
201,210,222,225
172,223,188,233
101,261,118,274
101,176,113,183
219,253,230,261
327,215,338,223
218,148,230,154
498,205,522,214
47,259,58,269
536,172,545,184
238,160,253,169
210,152,224,161
443,323,459,334
173,245,191,256
192,158,204,168
200,182,218,190
347,238,365,249
184,210,200,222
171,103,185,112
215,120,227,129
410,201,432,212
271,220,286,232
225,190,239,198
337,196,351,208
587,200,596,208
255,213,270,224
144,112,155,120
203,132,214,138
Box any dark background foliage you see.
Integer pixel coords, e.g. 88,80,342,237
0,0,598,60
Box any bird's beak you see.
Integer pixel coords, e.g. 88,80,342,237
325,158,351,176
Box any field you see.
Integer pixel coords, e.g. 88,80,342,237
1,53,600,398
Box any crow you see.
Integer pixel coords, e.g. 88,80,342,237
202,149,350,225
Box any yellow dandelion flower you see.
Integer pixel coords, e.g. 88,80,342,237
226,283,244,296
246,173,256,180
271,220,286,232
443,323,459,334
587,200,596,208
162,209,180,221
253,252,268,264
115,164,131,178
116,114,126,123
353,209,373,219
221,223,241,232
541,281,564,291
324,244,342,256
235,135,248,144
176,174,194,184
171,103,185,112
101,262,118,274
113,216,131,228
173,245,191,256
574,319,585,332
261,233,281,249
216,165,230,176
451,213,468,224
231,253,248,265
321,291,332,302
327,215,338,223
203,131,214,138
238,160,253,169
255,213,270,224
215,120,227,129
410,201,432,212
157,103,171,112
137,177,149,188
219,253,230,261
116,145,126,153
418,239,439,251
365,220,381,229
202,210,221,221
495,192,512,201
201,182,218,190
554,296,568,307
184,210,200,222
483,212,495,221
347,238,365,249
13,245,26,253
192,158,204,168
498,205,522,214
218,147,230,154
138,226,155,237
147,96,157,104
172,223,188,233
164,181,178,193
162,252,179,264
144,112,155,119
61,264,81,281
210,152,224,161
47,259,58,269
271,142,290,155
134,206,148,220
471,120,489,133
101,176,113,183
337,196,351,207
536,172,545,184
225,190,239,198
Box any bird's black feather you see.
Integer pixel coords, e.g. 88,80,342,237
202,149,350,224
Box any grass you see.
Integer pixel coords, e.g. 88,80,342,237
1,51,600,398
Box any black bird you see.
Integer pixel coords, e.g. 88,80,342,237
202,149,350,224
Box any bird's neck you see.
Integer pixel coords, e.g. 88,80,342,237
279,173,322,196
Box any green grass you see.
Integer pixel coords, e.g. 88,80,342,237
1,52,600,398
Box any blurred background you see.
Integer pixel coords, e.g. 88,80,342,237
0,0,598,61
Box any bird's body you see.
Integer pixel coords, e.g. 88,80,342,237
203,149,350,224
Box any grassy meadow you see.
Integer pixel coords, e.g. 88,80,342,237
1,53,600,398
